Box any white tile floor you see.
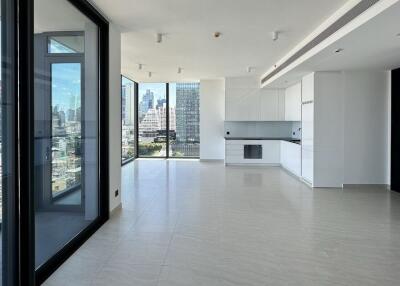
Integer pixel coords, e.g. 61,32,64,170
44,159,400,286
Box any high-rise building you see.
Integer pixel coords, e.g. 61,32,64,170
175,83,200,143
156,98,166,109
122,82,135,125
139,89,154,119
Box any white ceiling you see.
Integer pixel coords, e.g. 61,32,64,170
265,0,400,88
92,0,349,82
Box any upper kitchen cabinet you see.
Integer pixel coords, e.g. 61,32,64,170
284,82,301,121
225,76,285,121
259,89,285,121
225,88,260,121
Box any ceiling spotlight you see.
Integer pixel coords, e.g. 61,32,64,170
138,63,143,70
214,32,221,38
156,33,163,43
334,48,344,53
178,67,183,74
247,66,254,73
272,31,279,41
397,33,400,37
148,71,152,78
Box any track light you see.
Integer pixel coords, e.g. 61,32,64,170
272,31,279,41
156,33,162,43
148,71,152,78
178,67,183,74
138,63,143,70
247,66,253,73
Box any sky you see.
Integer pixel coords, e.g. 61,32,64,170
122,78,177,106
52,63,81,111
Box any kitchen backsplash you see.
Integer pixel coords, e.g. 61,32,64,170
224,121,301,138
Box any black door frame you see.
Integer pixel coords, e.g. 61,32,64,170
391,68,400,192
18,0,109,285
1,0,19,285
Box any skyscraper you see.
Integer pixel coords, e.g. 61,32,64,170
139,89,154,119
175,83,200,143
122,82,135,125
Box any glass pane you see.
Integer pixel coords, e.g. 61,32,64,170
138,83,167,157
34,0,99,268
169,83,200,157
51,63,82,202
48,35,84,53
121,77,135,163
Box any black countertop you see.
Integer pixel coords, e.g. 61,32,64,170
225,137,301,144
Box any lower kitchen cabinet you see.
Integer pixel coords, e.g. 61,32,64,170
225,140,281,164
280,141,301,177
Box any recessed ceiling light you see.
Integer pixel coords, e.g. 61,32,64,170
148,71,152,78
214,32,221,38
178,67,183,74
138,63,143,70
247,67,254,73
334,48,344,53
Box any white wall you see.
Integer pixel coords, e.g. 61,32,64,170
313,72,344,188
200,79,225,160
343,71,391,185
109,24,122,212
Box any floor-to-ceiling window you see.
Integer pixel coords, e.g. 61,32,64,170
33,0,108,282
169,83,200,157
136,82,200,158
138,83,167,157
121,76,136,163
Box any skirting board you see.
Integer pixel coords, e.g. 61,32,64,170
342,184,390,190
109,202,122,217
225,163,281,167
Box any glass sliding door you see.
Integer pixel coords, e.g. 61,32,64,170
121,76,136,163
138,83,167,157
169,83,200,157
33,0,104,273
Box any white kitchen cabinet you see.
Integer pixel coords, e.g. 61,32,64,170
284,82,301,121
280,141,301,177
278,90,285,120
259,89,279,121
225,140,280,165
300,72,343,187
225,88,260,121
301,73,314,184
225,77,285,121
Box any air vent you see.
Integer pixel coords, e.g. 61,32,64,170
261,0,381,85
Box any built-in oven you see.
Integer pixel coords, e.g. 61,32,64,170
244,145,262,159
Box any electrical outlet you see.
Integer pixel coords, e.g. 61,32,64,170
115,189,119,197
226,131,230,135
